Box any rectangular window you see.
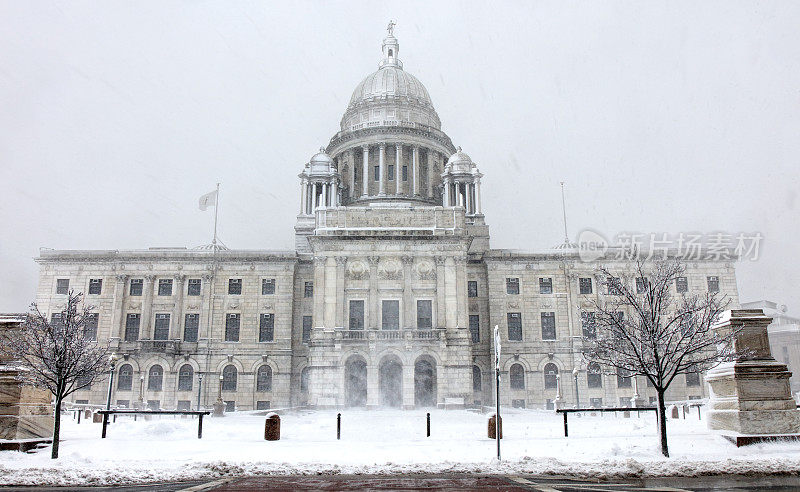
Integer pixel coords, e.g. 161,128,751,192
676,276,688,293
607,276,622,295
617,369,632,388
147,400,160,411
707,276,720,293
416,300,432,329
636,277,648,294
154,314,170,340
304,281,314,298
302,315,312,343
581,311,596,339
374,165,380,181
590,398,603,409
382,300,400,330
225,313,240,342
506,278,519,295
467,280,478,298
84,313,98,340
262,278,276,295
619,397,631,408
183,314,199,342
686,371,701,387
88,278,102,295
349,300,364,330
256,401,271,410
579,277,593,295
56,279,69,295
546,399,554,410
388,164,394,180
541,312,556,340
176,401,191,411
507,312,522,341
124,314,140,341
512,399,526,409
402,165,408,181
539,277,553,294
158,278,173,296
469,314,480,343
130,278,143,296
116,400,130,409
228,279,242,295
259,313,274,342
187,278,201,296
224,401,235,412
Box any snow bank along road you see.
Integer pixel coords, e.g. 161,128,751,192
2,408,800,487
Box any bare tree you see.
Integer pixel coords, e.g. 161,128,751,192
584,259,737,457
0,291,111,459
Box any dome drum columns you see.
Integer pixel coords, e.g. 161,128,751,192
441,148,483,216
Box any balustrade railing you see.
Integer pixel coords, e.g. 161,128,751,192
335,328,443,342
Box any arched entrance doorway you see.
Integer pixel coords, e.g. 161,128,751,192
414,357,437,407
344,356,367,407
379,356,402,408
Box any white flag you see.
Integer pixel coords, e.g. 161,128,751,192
198,190,217,211
493,325,501,371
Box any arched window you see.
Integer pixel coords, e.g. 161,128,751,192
510,364,525,390
388,49,394,57
178,364,193,391
117,364,133,391
472,365,482,392
222,365,237,391
300,367,310,392
544,363,558,390
148,365,163,391
257,365,272,392
587,362,602,389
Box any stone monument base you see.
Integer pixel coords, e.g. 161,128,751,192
0,366,54,448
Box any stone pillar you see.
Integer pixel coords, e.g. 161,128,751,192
0,367,53,442
335,257,347,329
332,181,338,207
395,144,402,195
351,149,357,198
367,256,380,329
444,257,458,330
141,275,155,339
312,256,326,330
323,256,336,328
367,362,379,409
426,153,434,198
442,177,450,206
362,146,369,197
434,256,446,329
475,177,482,214
412,145,419,196
454,257,468,329
321,182,328,208
171,275,185,340
111,275,127,340
706,309,800,442
201,274,214,340
378,144,386,196
401,256,414,329
402,363,415,410
299,177,306,214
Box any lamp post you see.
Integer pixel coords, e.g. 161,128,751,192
554,374,563,409
105,352,118,411
572,367,580,409
197,373,203,411
138,374,145,409
212,374,225,417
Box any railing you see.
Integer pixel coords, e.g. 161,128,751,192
376,330,403,340
335,329,443,342
138,340,181,354
341,330,366,340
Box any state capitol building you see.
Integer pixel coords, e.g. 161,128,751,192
34,27,738,412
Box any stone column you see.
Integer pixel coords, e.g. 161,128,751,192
366,362,379,409
401,256,414,329
367,256,380,329
141,275,155,339
395,144,402,195
299,177,306,214
332,181,338,207
351,149,357,198
362,146,369,197
322,182,328,208
444,257,458,330
402,363,415,410
706,309,800,442
454,257,468,329
426,154,434,198
335,257,347,329
312,256,326,329
110,275,127,341
171,275,185,340
378,144,386,196
202,274,214,340
434,256,446,329
442,177,450,206
412,145,419,196
323,257,336,328
475,177,482,214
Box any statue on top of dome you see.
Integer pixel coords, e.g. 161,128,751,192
387,20,395,36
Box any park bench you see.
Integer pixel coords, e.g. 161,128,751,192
96,410,211,439
556,407,658,437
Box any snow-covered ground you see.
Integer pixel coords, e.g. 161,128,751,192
2,408,800,486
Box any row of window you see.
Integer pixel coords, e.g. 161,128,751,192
55,278,281,297
505,312,557,341
502,275,721,295
371,164,409,182
124,312,278,343
347,299,433,330
116,364,274,393
503,363,701,391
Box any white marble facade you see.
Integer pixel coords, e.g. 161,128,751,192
32,28,739,411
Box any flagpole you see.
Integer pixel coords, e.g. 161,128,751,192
494,325,501,461
212,183,220,251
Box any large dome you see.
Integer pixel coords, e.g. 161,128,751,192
339,30,441,132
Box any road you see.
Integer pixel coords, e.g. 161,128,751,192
4,474,800,491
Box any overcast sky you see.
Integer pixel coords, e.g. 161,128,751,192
1,1,798,314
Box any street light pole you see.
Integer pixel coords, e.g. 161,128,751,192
139,375,145,409
197,373,203,411
493,325,501,461
573,367,580,409
105,353,117,411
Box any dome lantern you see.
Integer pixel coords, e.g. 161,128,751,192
379,21,402,69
